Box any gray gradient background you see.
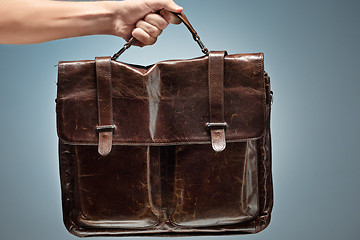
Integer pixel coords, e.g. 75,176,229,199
1,0,359,239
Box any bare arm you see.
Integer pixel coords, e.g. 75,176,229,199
0,0,182,45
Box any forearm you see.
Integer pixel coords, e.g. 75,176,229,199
0,0,118,44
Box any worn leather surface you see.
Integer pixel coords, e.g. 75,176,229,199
57,53,265,146
57,53,273,237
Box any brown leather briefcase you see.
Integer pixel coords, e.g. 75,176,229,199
56,12,273,237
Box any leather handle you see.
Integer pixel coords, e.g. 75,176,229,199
112,11,208,60
175,12,198,40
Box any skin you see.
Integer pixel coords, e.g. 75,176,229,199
0,0,183,46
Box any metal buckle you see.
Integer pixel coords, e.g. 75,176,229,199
96,125,116,132
193,35,209,55
206,122,228,129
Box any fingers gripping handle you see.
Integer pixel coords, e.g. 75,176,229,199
111,12,208,60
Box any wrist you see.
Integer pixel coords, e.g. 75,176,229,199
78,1,116,36
100,1,127,38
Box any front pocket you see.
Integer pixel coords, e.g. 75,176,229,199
73,145,159,228
170,142,259,227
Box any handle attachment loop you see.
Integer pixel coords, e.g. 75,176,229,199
111,38,136,61
194,36,209,55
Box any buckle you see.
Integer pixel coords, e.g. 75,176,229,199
96,125,116,132
206,122,228,129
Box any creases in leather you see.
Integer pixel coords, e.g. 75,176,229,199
56,54,265,145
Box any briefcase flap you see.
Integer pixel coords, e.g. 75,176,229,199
56,53,266,146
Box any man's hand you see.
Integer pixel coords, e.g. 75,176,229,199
110,0,183,46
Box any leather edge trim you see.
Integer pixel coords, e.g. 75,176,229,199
58,135,265,147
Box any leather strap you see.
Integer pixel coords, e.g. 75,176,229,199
95,57,114,156
175,12,198,40
207,51,228,152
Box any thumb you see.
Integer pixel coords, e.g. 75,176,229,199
148,0,183,13
164,0,183,13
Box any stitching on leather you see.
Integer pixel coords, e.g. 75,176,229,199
59,137,264,146
109,58,113,125
146,146,162,218
259,53,266,134
95,58,102,125
207,54,212,122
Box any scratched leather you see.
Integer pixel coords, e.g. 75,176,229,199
170,142,259,227
57,106,273,236
57,53,273,237
56,53,265,145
